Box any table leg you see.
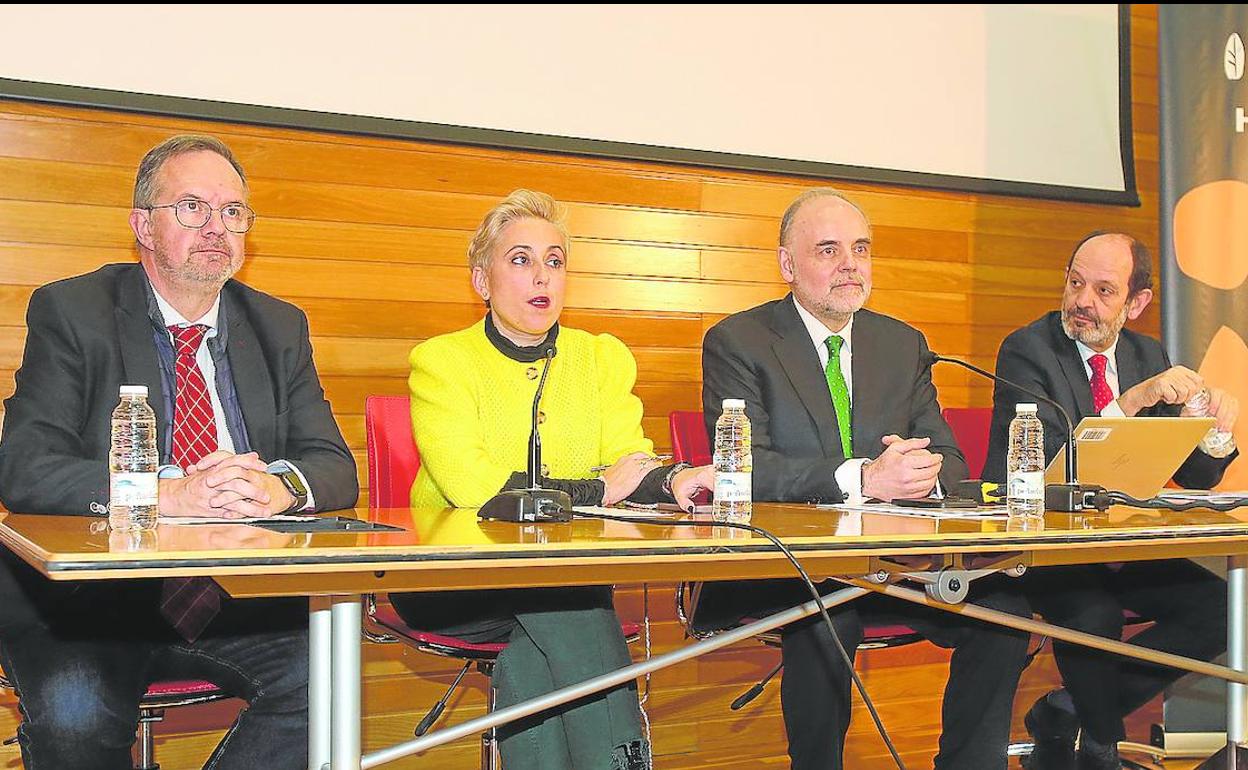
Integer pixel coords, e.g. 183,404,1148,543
1167,555,1248,770
1234,556,1248,748
309,597,332,770
331,595,363,770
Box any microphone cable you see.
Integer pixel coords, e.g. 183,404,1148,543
573,509,908,770
1087,490,1248,512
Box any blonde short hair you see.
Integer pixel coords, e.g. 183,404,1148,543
467,189,569,272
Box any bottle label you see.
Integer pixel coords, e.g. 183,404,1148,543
1007,471,1044,501
111,472,158,507
714,472,751,503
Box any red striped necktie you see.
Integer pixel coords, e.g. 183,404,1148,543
160,324,226,642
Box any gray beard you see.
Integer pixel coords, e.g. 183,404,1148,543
1060,305,1127,350
155,247,235,286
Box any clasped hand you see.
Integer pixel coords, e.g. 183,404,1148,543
861,435,943,501
159,451,294,518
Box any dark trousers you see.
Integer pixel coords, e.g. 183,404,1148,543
695,578,1031,770
1026,559,1227,744
390,586,648,770
0,579,309,770
0,549,51,638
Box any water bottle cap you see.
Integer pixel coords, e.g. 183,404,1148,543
722,398,746,410
119,385,148,397
1015,403,1037,414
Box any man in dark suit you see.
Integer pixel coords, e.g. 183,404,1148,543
699,188,1030,770
0,135,358,769
985,231,1235,770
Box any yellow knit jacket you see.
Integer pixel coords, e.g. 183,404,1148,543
408,319,654,508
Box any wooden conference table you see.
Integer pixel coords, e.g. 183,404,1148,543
3,502,1248,769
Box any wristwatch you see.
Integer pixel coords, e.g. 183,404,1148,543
274,469,309,512
858,458,873,498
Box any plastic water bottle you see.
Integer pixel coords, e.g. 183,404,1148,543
109,385,158,532
1185,388,1237,459
1006,403,1045,519
712,399,752,523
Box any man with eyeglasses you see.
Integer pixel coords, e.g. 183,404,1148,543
0,134,357,769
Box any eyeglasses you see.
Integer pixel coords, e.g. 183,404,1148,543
148,198,256,234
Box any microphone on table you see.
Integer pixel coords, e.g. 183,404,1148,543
922,351,1103,512
477,347,574,523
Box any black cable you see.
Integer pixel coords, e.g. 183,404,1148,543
574,509,908,770
1090,490,1248,512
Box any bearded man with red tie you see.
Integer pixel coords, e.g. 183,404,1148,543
984,231,1239,770
0,134,357,770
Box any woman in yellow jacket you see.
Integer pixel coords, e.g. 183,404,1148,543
390,189,712,770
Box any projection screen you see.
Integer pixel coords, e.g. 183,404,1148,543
0,4,1136,204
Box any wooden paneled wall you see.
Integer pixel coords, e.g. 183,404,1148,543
0,6,1161,768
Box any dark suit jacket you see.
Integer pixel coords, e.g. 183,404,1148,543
701,295,967,503
0,263,358,515
983,310,1233,488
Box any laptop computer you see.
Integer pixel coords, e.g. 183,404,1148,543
1043,416,1215,499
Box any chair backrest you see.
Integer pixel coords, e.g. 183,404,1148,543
365,395,422,510
669,410,712,466
941,407,993,479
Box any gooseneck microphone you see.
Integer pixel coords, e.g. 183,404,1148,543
527,348,554,489
478,347,574,523
924,351,1103,512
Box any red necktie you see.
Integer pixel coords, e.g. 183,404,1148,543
1089,353,1114,413
160,324,225,642
169,325,219,471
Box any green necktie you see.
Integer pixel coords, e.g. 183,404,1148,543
824,335,852,459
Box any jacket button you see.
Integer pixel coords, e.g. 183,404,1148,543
526,367,539,380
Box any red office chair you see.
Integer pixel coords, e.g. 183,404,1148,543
365,395,423,510
0,668,227,770
667,410,923,709
668,410,712,504
941,407,993,479
133,681,230,770
669,410,712,467
363,395,646,769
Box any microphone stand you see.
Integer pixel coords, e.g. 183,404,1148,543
478,348,574,523
929,353,1102,512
